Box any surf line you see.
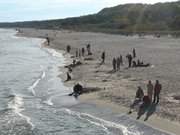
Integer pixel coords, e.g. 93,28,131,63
64,108,139,135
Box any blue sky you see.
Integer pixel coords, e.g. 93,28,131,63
0,0,178,22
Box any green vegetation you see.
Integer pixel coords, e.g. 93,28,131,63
1,1,180,34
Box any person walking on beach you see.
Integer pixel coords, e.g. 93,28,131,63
46,37,50,45
147,80,153,102
133,48,136,58
120,55,123,66
82,47,85,57
117,57,120,70
112,58,117,71
126,54,133,68
66,45,71,53
76,49,78,57
153,80,162,104
101,51,105,64
129,86,144,114
86,44,91,55
65,72,72,82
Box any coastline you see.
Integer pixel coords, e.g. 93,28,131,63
17,28,180,135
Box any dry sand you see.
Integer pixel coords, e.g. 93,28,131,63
18,28,180,135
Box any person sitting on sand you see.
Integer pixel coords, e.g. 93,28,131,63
129,86,144,114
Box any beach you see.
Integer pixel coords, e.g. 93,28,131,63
18,28,180,135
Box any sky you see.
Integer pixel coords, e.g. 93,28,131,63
0,0,178,22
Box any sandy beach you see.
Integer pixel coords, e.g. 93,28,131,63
18,28,180,135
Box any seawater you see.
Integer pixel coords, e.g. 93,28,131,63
0,29,172,135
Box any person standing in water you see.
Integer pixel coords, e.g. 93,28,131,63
153,80,162,104
126,54,133,68
147,80,153,103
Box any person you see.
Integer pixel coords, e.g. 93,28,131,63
117,57,120,70
140,95,151,109
86,44,91,55
46,37,50,45
66,72,71,81
79,49,81,57
153,80,162,104
126,54,133,68
147,80,153,102
129,86,144,114
76,49,78,57
132,61,137,67
101,51,105,64
66,45,71,53
133,48,136,58
120,55,123,65
82,48,85,57
112,58,117,71
73,83,83,97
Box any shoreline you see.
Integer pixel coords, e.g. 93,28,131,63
17,28,180,135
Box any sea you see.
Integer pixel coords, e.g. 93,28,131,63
0,29,173,135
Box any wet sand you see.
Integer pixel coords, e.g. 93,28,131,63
18,28,180,135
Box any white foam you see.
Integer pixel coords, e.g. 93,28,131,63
41,71,46,79
64,108,139,135
8,95,35,129
43,97,53,106
28,78,41,96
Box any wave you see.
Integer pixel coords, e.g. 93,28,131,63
28,70,46,96
7,94,34,129
64,108,139,135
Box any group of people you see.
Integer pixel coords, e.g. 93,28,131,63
74,43,92,58
129,80,162,114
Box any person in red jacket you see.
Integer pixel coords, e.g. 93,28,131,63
153,80,162,104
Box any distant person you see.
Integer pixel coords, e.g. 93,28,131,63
129,86,144,114
133,48,136,58
112,58,117,71
66,72,71,81
76,49,78,57
117,57,120,70
82,47,85,57
132,61,137,67
101,51,105,64
126,54,133,68
86,44,92,55
147,80,153,102
46,37,50,45
66,45,71,53
153,80,162,104
79,49,81,57
120,55,123,65
140,95,151,109
73,83,83,97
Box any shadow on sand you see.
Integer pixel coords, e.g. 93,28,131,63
137,103,158,121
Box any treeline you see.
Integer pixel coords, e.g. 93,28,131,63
1,1,180,34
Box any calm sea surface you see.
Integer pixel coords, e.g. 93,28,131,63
0,29,171,135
